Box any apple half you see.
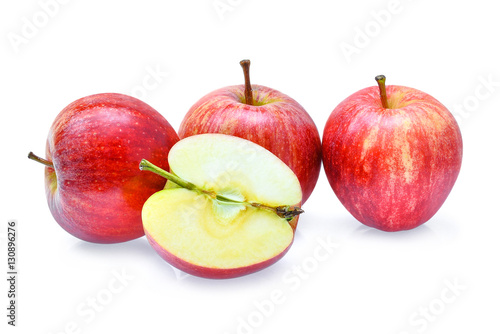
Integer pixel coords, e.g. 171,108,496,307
140,134,303,279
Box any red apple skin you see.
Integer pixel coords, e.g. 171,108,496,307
322,85,463,232
44,93,179,243
178,84,322,203
144,216,298,279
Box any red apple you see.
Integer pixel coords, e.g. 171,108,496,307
178,60,322,203
29,93,179,243
322,75,463,232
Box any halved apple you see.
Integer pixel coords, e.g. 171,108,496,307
140,134,303,279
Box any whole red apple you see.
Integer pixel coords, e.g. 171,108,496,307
29,93,179,243
322,75,463,232
178,60,322,203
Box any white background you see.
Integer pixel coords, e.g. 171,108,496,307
1,0,499,333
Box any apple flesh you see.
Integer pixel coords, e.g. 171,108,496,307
29,93,179,243
322,76,463,231
178,60,322,203
140,134,303,279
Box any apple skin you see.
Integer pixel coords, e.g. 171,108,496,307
144,217,297,279
43,93,179,243
322,85,463,232
178,84,322,203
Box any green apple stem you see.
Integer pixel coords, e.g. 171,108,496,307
240,59,254,106
375,75,389,108
28,152,54,168
139,159,199,193
139,159,303,220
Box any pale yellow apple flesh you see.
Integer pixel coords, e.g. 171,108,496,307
167,133,301,207
141,134,302,278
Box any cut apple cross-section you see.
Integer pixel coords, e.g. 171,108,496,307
139,133,303,279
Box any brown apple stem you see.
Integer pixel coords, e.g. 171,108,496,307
375,75,389,108
240,59,254,105
139,159,304,220
28,152,54,168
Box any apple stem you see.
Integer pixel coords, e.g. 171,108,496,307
375,75,389,108
240,59,254,106
139,159,304,220
28,152,54,168
139,159,199,192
